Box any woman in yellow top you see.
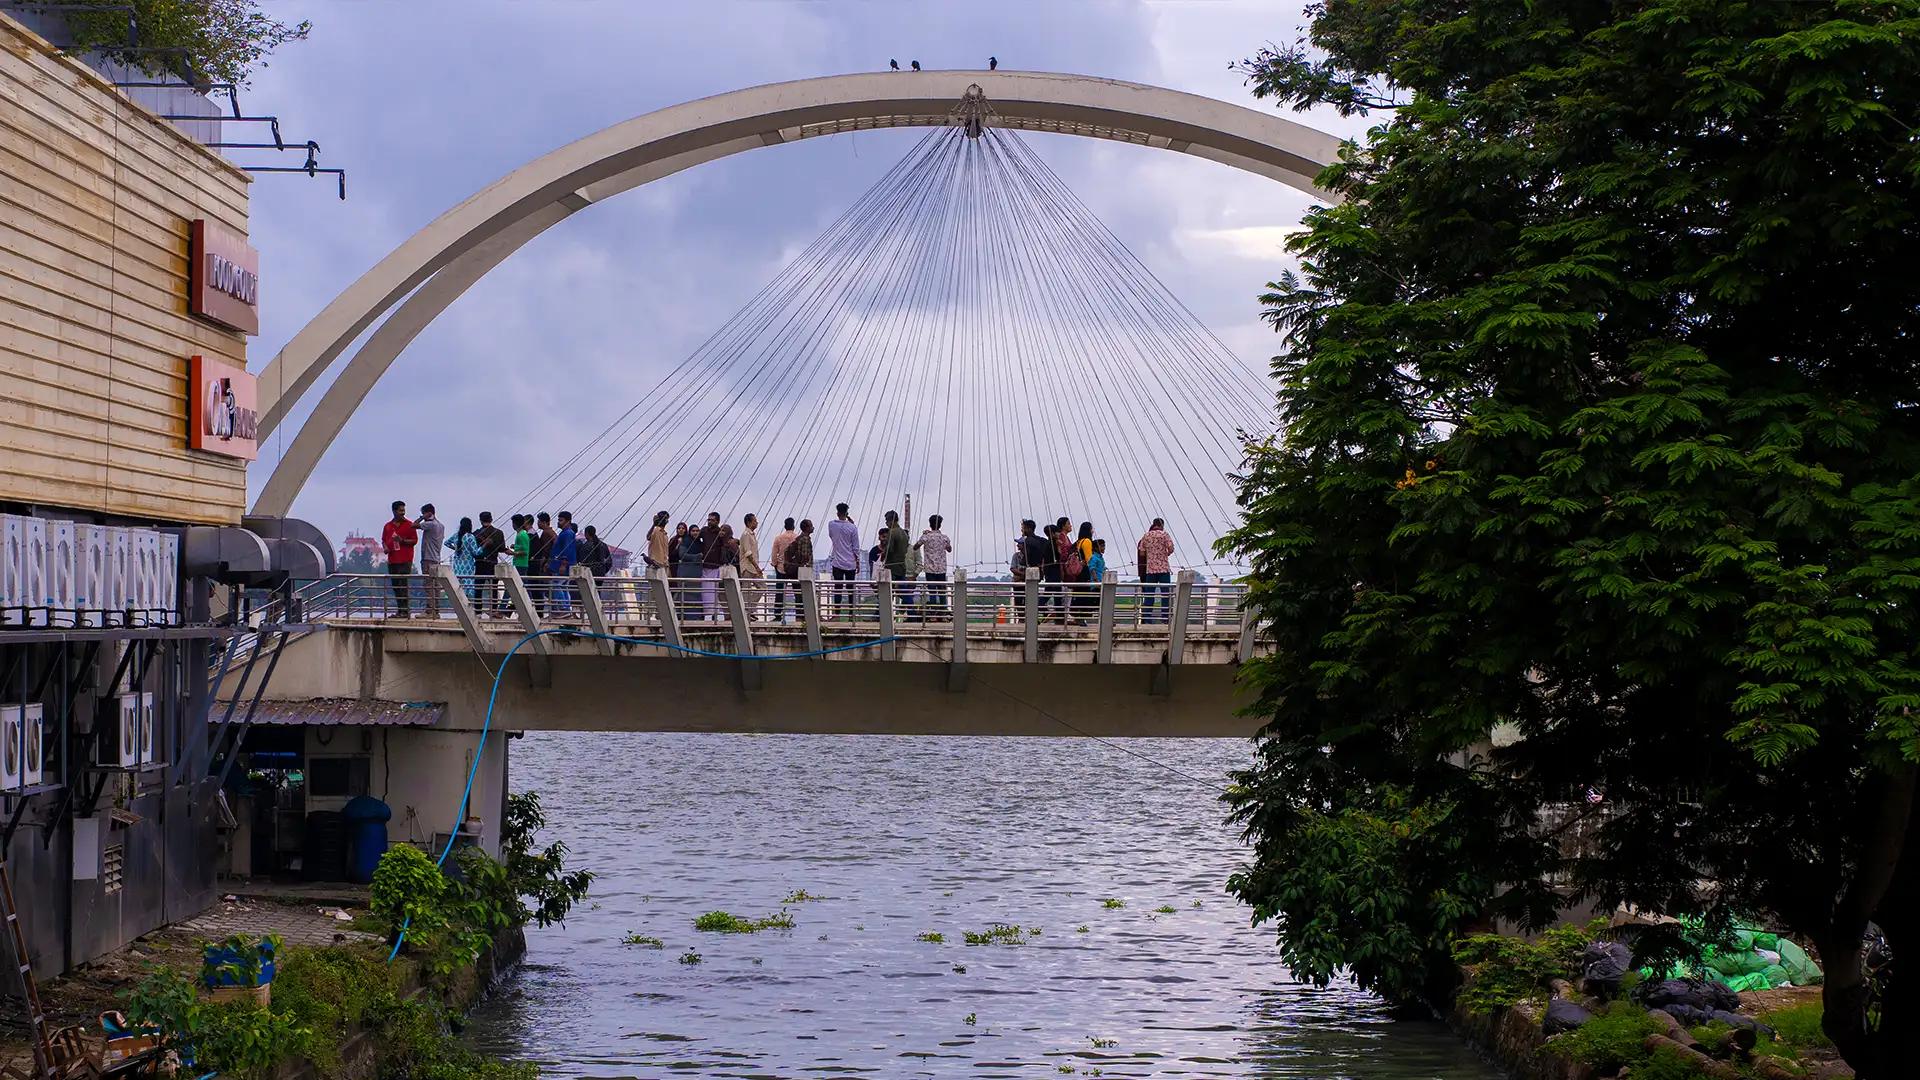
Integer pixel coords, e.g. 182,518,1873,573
1074,521,1097,620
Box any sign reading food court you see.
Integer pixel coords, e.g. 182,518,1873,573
189,354,260,460
189,218,260,335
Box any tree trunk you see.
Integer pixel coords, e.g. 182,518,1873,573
1822,763,1917,1077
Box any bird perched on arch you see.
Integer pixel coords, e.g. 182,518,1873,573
989,56,998,70
911,60,921,71
889,59,899,70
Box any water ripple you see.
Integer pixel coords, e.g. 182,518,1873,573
463,733,1500,1079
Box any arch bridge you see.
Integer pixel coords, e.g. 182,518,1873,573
252,69,1342,517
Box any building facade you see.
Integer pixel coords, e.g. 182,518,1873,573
0,10,286,984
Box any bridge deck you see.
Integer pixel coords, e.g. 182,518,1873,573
295,566,1263,666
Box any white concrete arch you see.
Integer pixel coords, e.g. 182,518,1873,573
253,70,1344,516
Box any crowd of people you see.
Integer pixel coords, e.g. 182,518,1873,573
374,497,1179,625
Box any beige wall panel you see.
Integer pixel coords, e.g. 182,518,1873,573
0,38,248,215
0,13,252,524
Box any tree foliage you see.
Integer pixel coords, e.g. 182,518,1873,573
64,0,308,87
1221,2,1920,1074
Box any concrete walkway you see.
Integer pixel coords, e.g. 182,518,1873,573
179,894,381,948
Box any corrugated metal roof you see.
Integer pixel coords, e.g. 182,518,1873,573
212,698,444,726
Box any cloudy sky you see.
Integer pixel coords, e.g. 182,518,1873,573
241,0,1366,550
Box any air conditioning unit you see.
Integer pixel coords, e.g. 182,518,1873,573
157,533,180,619
20,704,45,788
131,530,160,622
138,692,158,766
76,525,108,626
50,520,77,619
0,705,23,790
103,694,141,768
0,515,20,626
106,527,131,621
22,517,47,627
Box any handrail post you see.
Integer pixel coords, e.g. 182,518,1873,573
1096,569,1117,663
874,569,896,660
721,566,759,690
572,566,615,656
946,569,969,691
1168,569,1194,666
1023,567,1039,663
798,566,823,655
1235,584,1256,662
949,569,968,666
437,563,489,653
649,569,682,650
496,562,551,685
721,567,754,657
496,564,548,654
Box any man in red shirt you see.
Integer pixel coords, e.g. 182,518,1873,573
381,500,419,617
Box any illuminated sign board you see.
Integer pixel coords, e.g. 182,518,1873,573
188,355,259,461
189,219,260,335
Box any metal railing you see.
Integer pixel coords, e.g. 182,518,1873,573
291,568,1260,655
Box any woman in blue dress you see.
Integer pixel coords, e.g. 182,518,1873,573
447,517,481,599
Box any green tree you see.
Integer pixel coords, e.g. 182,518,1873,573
1221,2,1919,1074
65,0,308,87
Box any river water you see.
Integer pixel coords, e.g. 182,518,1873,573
465,732,1502,1079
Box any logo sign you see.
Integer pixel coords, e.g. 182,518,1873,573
188,355,259,461
189,219,260,335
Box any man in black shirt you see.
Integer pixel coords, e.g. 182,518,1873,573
473,511,506,616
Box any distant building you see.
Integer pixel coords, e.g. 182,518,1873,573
339,532,382,572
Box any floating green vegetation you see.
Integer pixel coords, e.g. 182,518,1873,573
1154,905,1176,915
677,951,702,965
1075,925,1090,934
1100,898,1125,909
1190,900,1202,909
1089,1036,1117,1049
1057,1066,1075,1075
693,909,795,934
620,932,663,949
951,963,967,974
961,923,1028,946
782,888,825,904
917,931,946,943
963,1013,977,1026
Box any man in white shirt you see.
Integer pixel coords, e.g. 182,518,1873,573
739,513,763,618
914,514,953,620
827,502,860,619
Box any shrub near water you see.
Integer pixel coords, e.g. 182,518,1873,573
1544,1002,1662,1072
1451,921,1599,1013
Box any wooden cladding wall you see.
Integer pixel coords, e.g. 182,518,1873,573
0,13,252,525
